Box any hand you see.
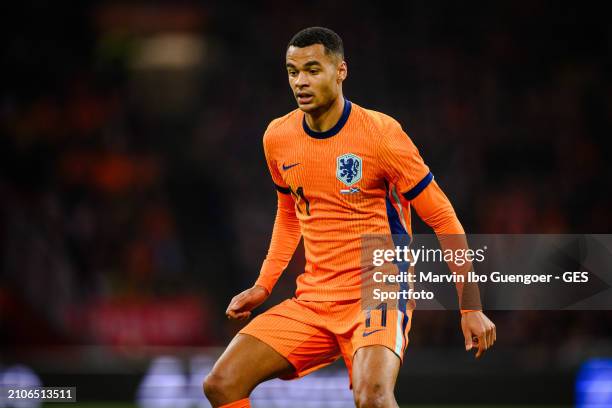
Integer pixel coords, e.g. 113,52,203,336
225,285,270,320
461,311,496,358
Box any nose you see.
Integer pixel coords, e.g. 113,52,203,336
295,71,309,87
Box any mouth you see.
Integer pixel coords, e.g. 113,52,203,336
296,92,314,104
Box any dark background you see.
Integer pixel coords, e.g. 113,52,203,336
1,1,611,405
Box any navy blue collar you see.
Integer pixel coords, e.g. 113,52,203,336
302,98,352,139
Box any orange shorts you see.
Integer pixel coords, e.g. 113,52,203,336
238,297,413,384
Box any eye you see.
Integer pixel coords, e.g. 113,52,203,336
288,70,297,77
309,69,319,74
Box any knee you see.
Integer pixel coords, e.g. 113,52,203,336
354,383,395,408
203,371,235,403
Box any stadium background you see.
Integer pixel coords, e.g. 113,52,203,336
1,1,611,407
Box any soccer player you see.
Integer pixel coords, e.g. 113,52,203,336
203,27,496,408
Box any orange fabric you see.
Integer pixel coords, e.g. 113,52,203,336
218,398,250,408
239,297,412,388
411,180,482,311
255,192,301,293
257,100,431,300
410,179,464,235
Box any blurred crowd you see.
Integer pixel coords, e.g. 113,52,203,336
1,1,610,360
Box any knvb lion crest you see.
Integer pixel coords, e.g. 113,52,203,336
336,153,362,186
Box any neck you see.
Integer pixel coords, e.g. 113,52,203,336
304,95,345,132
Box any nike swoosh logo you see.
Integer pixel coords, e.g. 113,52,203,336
362,329,384,337
282,162,301,171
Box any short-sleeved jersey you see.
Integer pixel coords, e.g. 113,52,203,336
263,98,432,301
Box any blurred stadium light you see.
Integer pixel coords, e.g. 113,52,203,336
0,365,42,408
576,358,612,408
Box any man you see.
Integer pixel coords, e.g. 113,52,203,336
204,27,496,408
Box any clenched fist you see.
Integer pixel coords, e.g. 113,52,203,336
461,311,496,358
225,285,270,320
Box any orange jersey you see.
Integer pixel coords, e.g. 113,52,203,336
256,98,462,301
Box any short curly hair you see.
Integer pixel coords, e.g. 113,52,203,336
287,27,344,61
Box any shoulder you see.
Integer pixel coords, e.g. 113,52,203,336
351,104,407,151
263,109,301,143
358,105,404,134
351,103,424,163
262,109,301,160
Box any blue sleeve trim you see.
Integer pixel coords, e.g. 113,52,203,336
275,183,291,194
401,172,433,201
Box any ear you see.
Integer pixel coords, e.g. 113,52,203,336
337,60,348,83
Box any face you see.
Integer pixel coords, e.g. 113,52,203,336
286,44,347,114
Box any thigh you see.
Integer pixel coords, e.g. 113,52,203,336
351,344,401,395
209,332,295,393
